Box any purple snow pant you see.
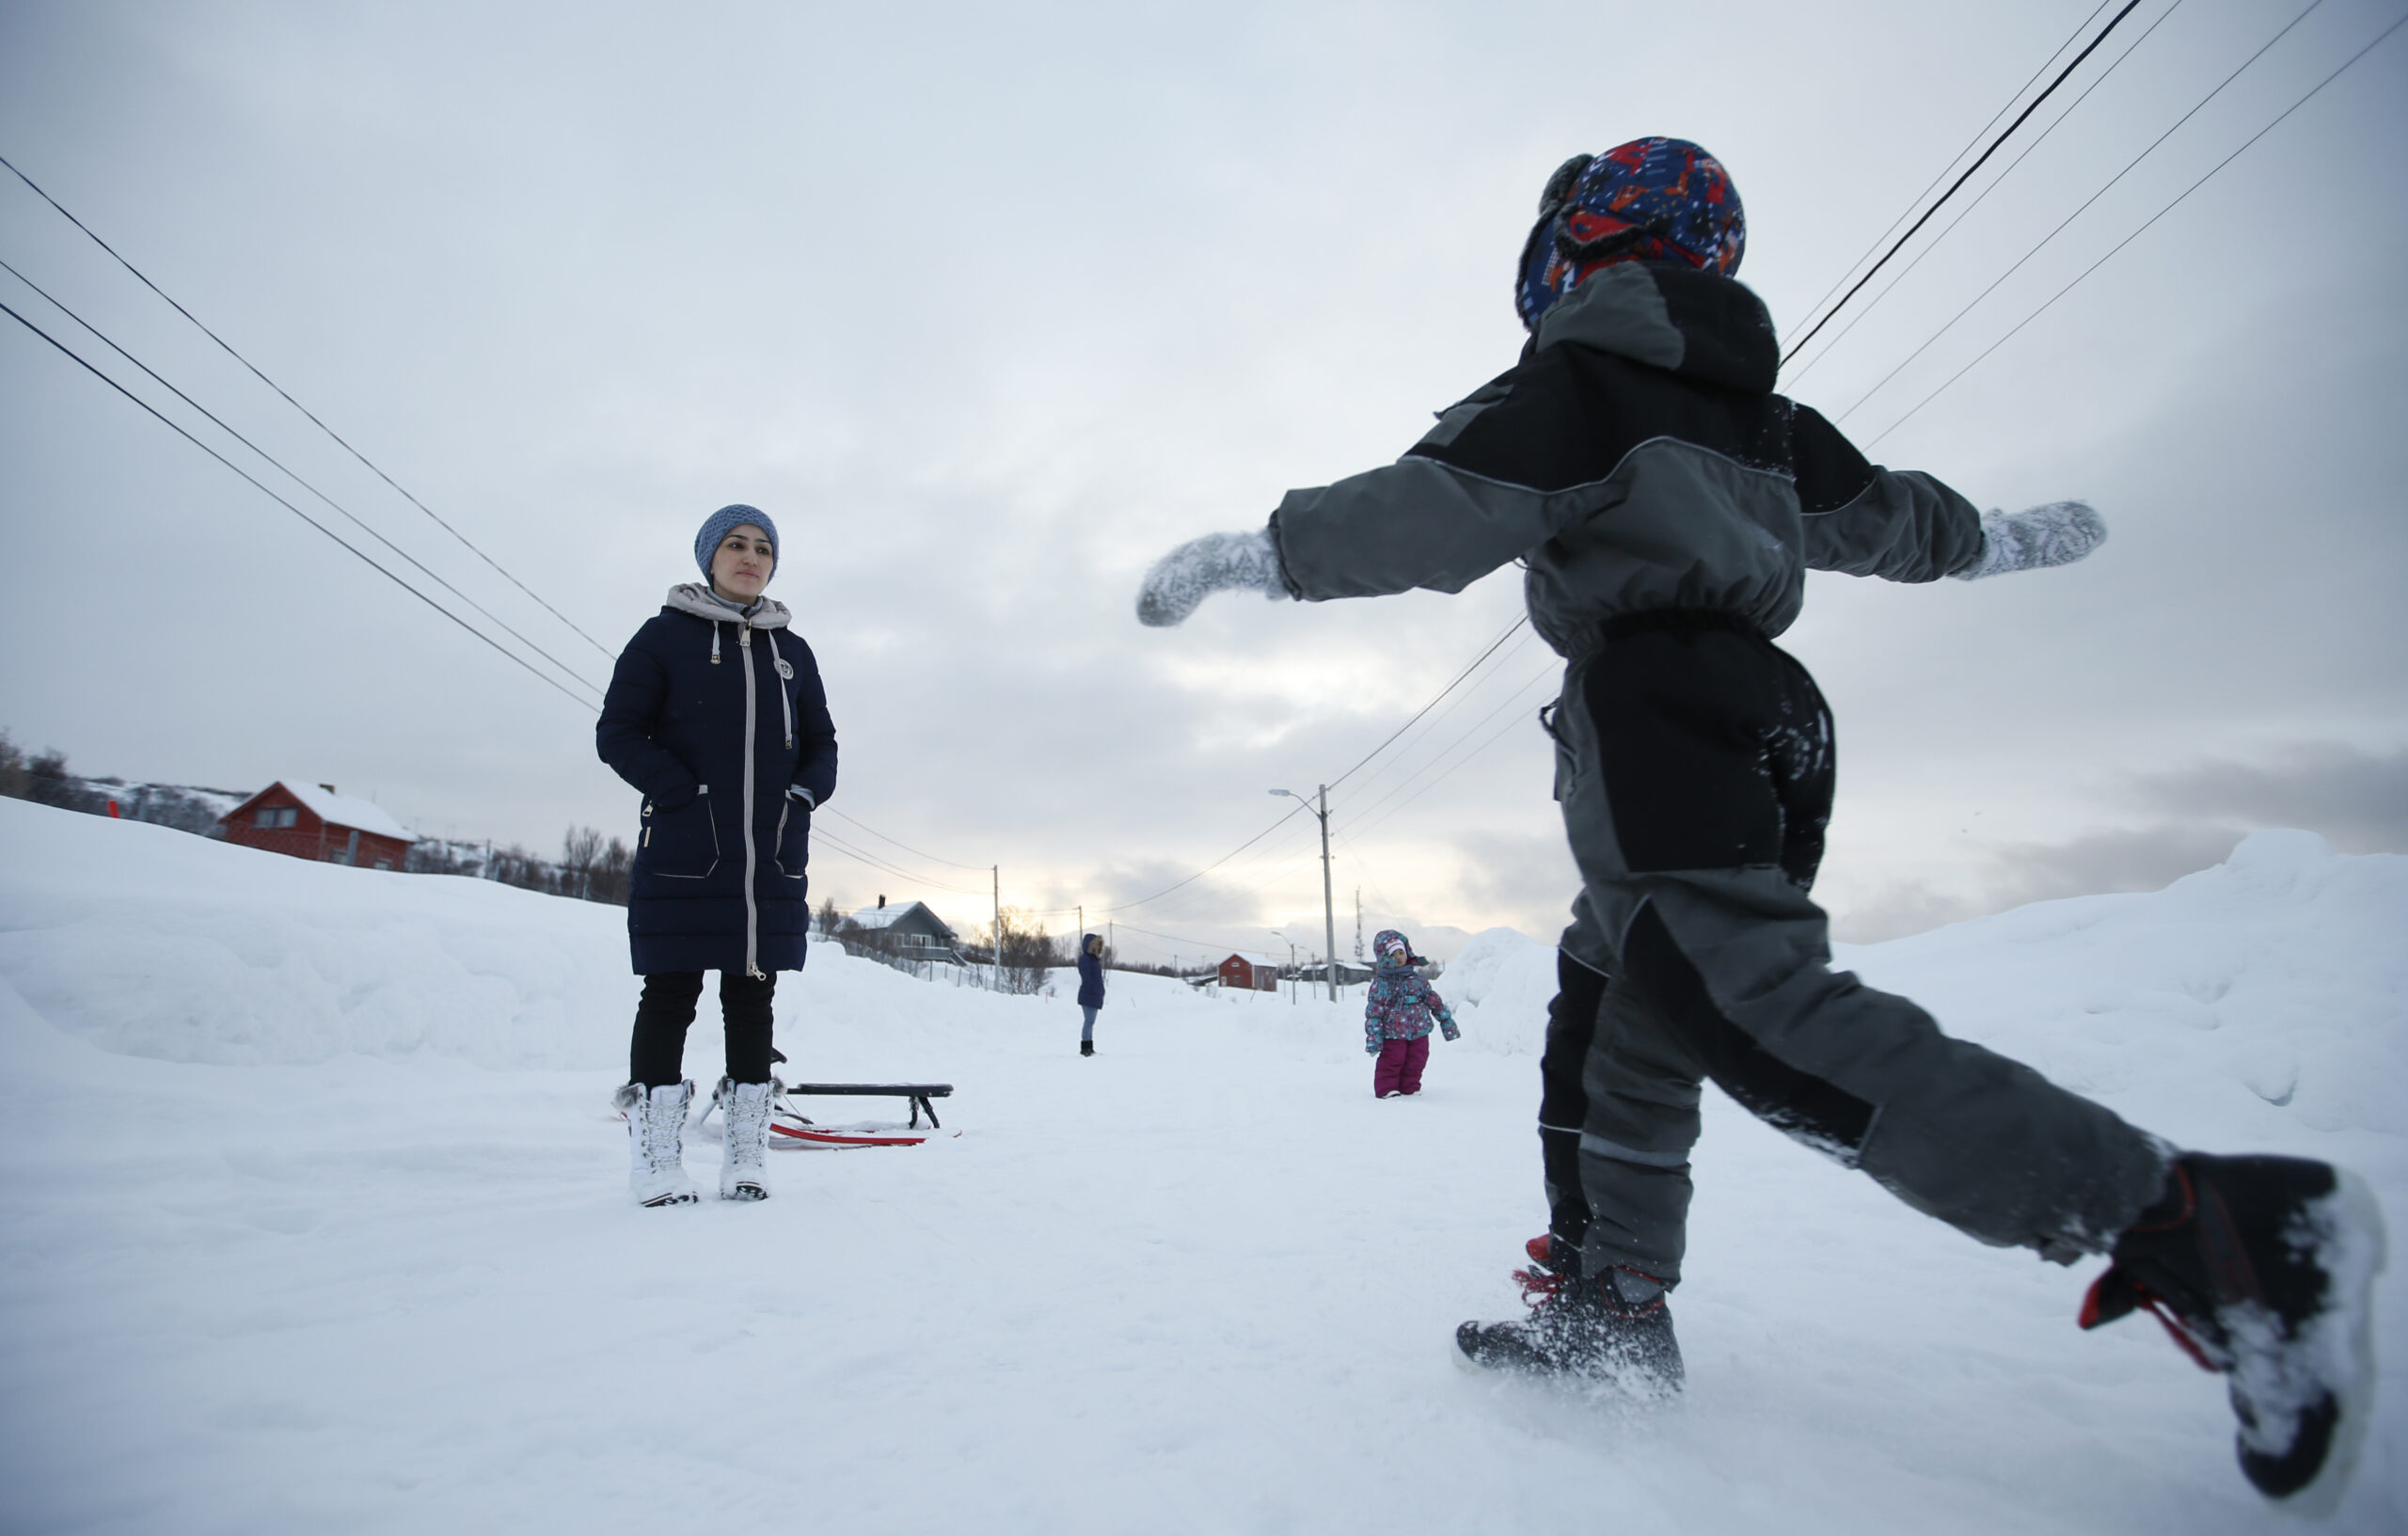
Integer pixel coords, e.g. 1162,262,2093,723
1373,1036,1430,1097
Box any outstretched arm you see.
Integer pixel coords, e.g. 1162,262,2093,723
1792,403,2105,580
1138,367,1604,625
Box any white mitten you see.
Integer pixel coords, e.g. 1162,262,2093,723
1135,529,1292,627
1953,500,2108,579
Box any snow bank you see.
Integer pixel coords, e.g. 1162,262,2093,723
1439,926,1559,1055
1836,830,2408,1148
2,802,2404,1534
0,798,630,1069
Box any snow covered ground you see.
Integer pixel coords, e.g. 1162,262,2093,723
0,797,2400,1533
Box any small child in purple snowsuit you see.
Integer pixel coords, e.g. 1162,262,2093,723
1363,929,1458,1098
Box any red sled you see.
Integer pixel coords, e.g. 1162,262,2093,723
704,1076,956,1149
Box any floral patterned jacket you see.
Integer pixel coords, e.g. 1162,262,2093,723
1362,929,1458,1052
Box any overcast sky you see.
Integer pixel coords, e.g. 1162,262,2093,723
3,0,2402,966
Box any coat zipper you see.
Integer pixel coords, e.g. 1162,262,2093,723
738,622,762,978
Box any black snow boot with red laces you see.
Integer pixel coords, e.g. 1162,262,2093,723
1455,1258,1683,1397
2081,1152,2385,1505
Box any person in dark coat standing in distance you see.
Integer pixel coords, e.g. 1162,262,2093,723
1075,933,1106,1056
597,504,838,1207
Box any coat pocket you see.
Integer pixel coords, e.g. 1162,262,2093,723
773,798,810,879
639,785,720,879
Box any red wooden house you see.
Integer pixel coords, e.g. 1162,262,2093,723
219,781,417,870
1216,954,1276,991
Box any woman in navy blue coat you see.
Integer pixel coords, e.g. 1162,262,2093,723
1075,933,1105,1056
596,504,838,1206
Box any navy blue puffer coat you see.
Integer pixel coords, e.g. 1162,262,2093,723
1076,936,1105,1008
596,585,838,975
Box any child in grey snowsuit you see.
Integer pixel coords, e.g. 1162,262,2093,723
1362,929,1458,1097
1133,137,2381,1503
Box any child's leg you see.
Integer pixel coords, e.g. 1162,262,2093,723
1373,1037,1407,1097
1577,981,1704,1281
629,971,706,1086
1081,1006,1098,1041
1539,936,1612,1257
1400,1034,1431,1094
718,970,777,1085
1555,623,2165,1281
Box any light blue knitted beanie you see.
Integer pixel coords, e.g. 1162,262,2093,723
694,503,779,581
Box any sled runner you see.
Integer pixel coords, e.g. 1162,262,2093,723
700,1075,956,1148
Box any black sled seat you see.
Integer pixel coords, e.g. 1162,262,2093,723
763,1052,950,1129
778,1081,953,1130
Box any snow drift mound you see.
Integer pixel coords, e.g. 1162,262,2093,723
0,798,990,1072
3,797,2401,1154
1437,926,1558,1055
1838,830,2408,1148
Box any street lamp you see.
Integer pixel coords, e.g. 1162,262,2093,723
1270,928,1298,1006
1271,785,1339,1002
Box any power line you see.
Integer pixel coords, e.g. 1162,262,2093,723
1098,801,1308,913
0,150,619,661
820,806,990,870
1107,920,1278,959
1323,623,1536,808
1104,614,1529,917
0,254,608,705
812,827,993,896
0,295,596,711
1349,662,1561,839
1866,7,2407,450
1352,673,1562,841
1784,0,2193,388
1781,0,2147,368
1834,0,2330,425
1324,615,1529,792
1784,0,2119,354
1332,645,1547,822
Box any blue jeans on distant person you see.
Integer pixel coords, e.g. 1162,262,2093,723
1081,1006,1098,1041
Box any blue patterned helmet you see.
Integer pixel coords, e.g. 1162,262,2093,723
1514,137,1746,330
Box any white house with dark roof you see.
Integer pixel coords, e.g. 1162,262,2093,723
841,897,961,963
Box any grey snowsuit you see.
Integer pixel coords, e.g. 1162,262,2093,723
1267,260,2165,1284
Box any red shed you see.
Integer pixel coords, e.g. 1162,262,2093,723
219,780,417,871
1216,954,1275,991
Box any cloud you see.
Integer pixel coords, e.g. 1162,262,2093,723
2131,744,2408,855
1832,743,2408,941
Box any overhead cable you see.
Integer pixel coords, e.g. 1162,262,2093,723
1348,662,1561,839
1323,623,1535,807
0,150,619,661
821,806,992,870
1097,801,1308,913
1836,0,2331,424
1866,8,2407,449
1105,614,1530,917
1784,0,2118,353
1784,0,2194,388
0,296,596,711
1781,0,2147,368
812,827,993,896
0,255,607,705
1323,615,1529,792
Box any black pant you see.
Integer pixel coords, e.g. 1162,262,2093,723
1538,615,1832,1266
1537,947,1610,1264
1550,617,2161,1281
629,971,776,1087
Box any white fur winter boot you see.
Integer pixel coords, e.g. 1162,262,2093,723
719,1078,773,1201
613,1080,699,1207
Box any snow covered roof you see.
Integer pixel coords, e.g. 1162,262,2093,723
848,900,953,935
260,781,417,843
